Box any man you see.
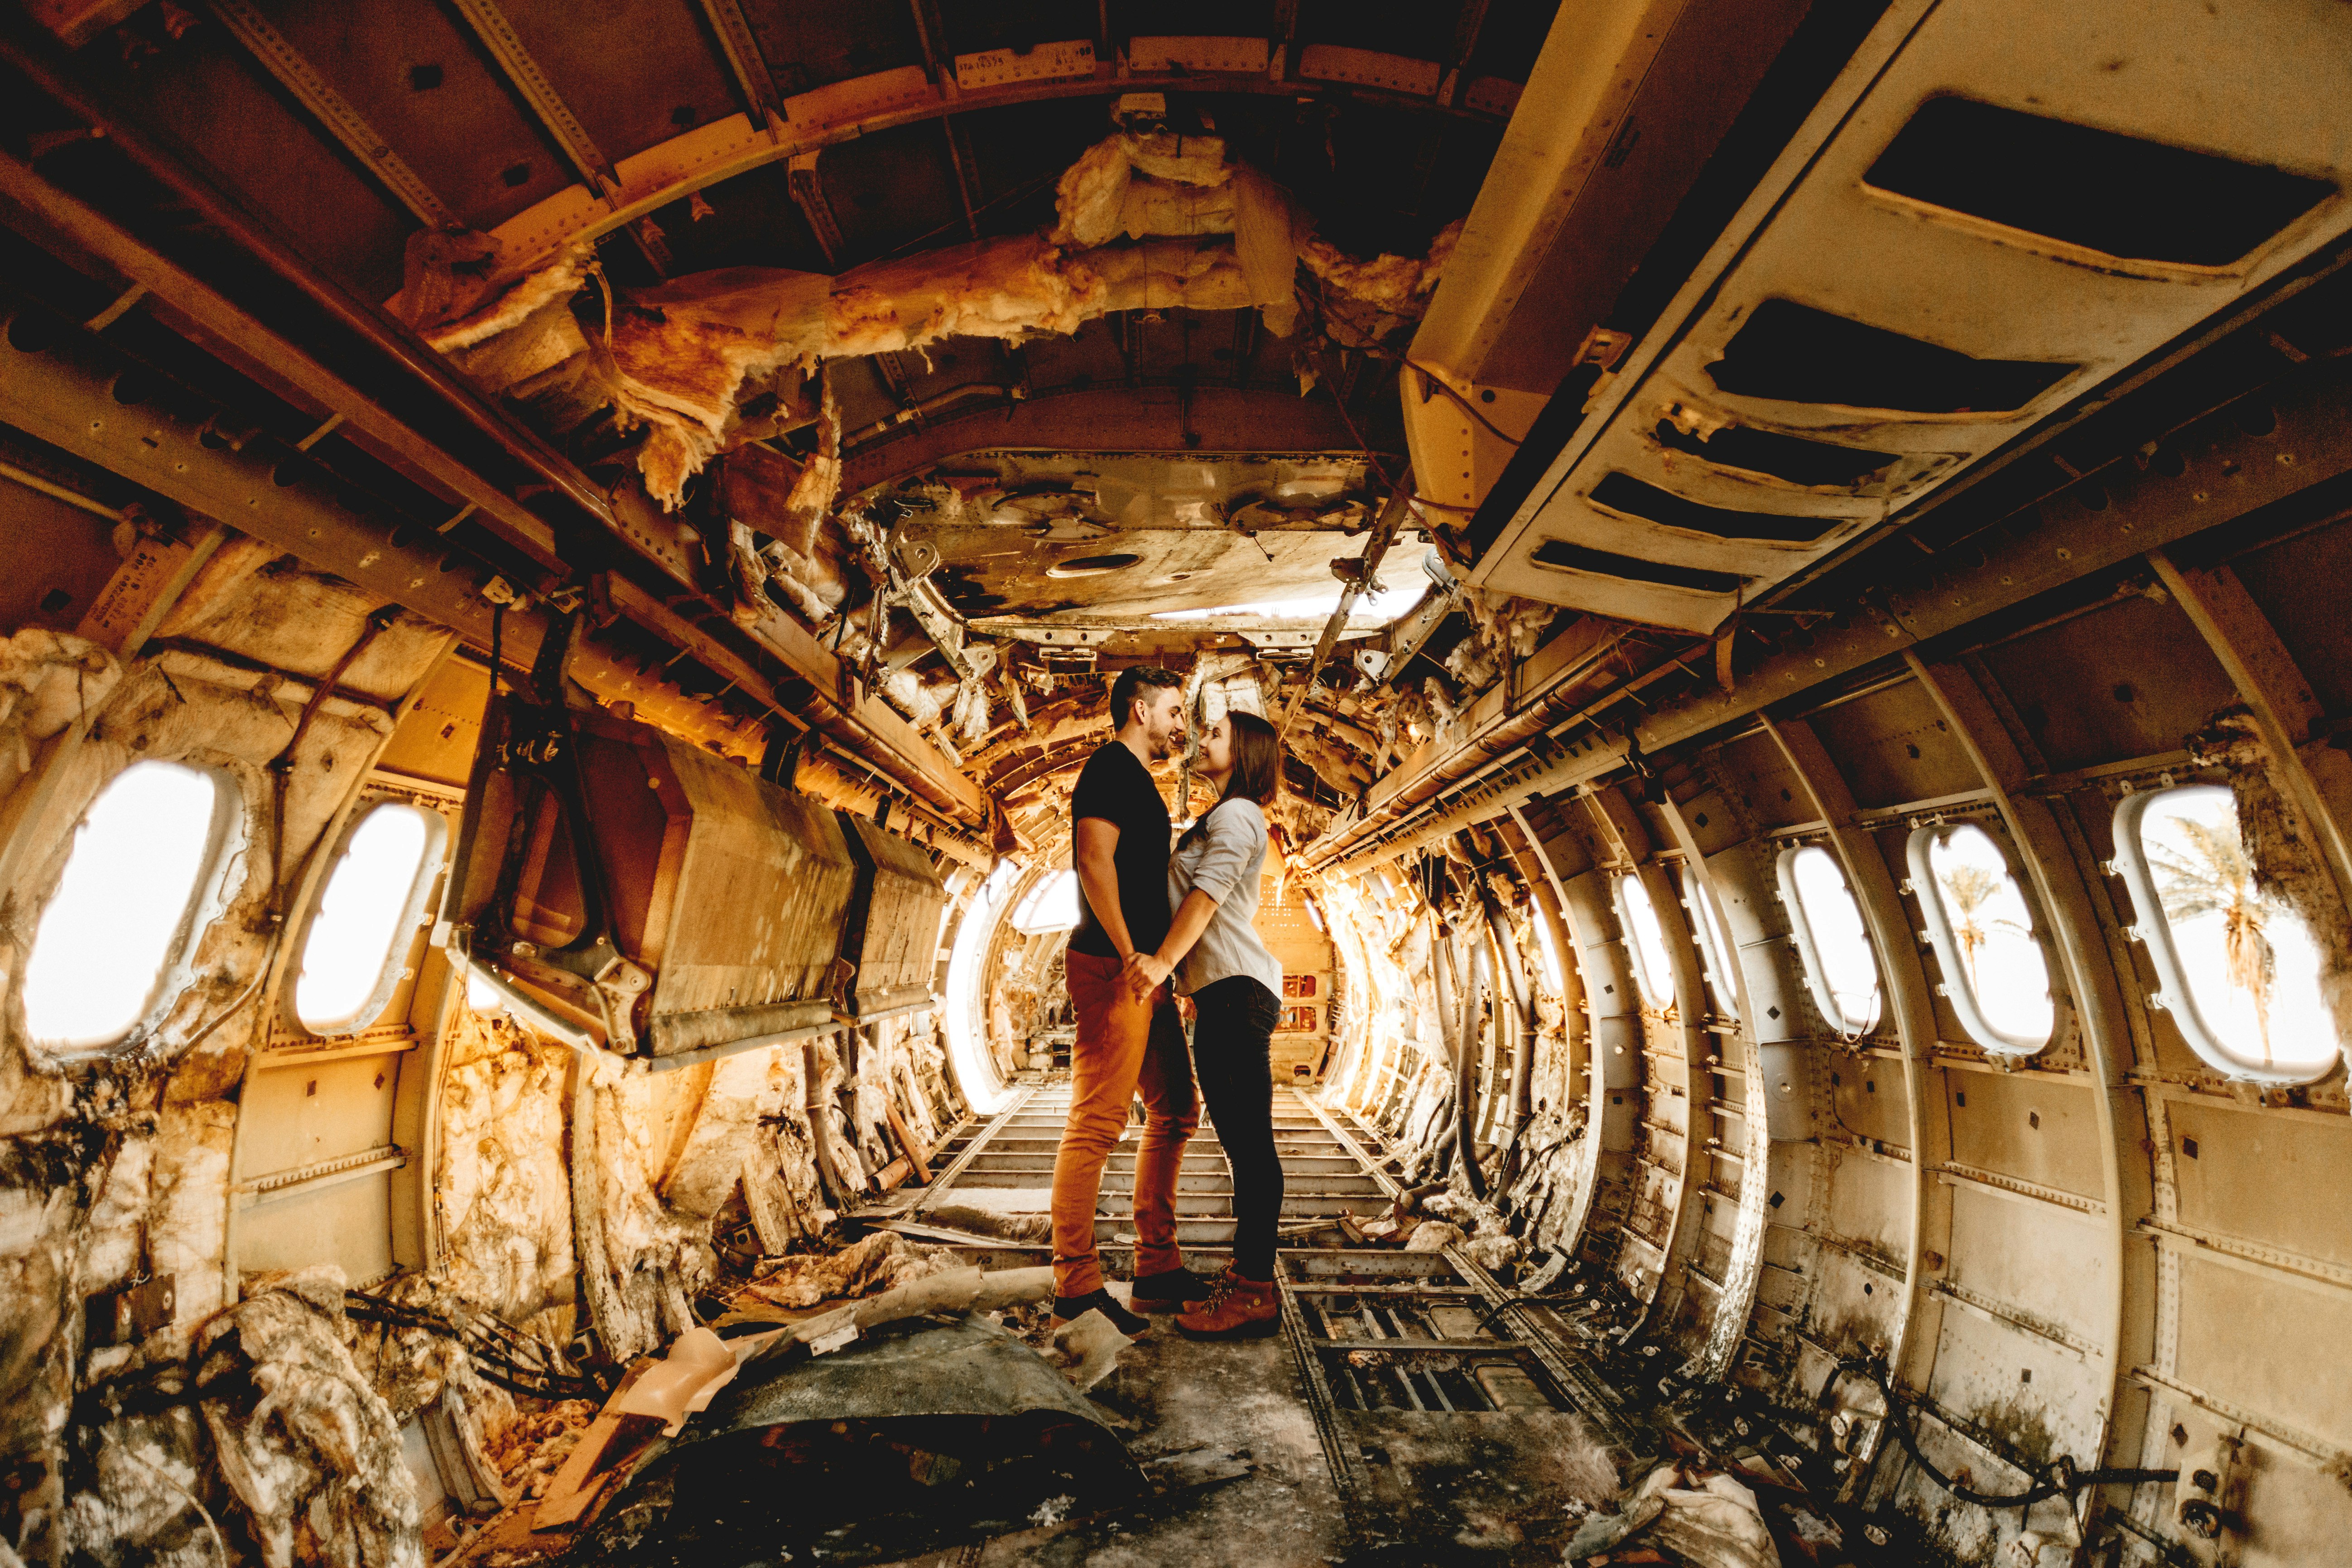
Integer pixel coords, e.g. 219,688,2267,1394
1049,665,1216,1334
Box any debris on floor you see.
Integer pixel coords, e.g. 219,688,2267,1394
727,1231,959,1310
1562,1464,1784,1567
413,1224,1128,1568
478,1401,600,1507
884,1205,1055,1246
1043,1309,1130,1392
191,1267,423,1568
571,1313,1145,1566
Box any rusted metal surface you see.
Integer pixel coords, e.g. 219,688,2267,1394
0,150,563,570
1761,717,1952,1419
838,387,1376,495
10,10,2352,1566
0,19,629,534
1473,0,2352,632
1313,366,2352,874
834,811,948,1021
462,708,863,1058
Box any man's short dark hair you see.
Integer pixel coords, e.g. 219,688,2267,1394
1110,665,1183,728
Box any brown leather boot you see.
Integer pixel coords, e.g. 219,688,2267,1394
1174,1271,1280,1339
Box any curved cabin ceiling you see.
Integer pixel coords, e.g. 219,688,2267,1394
0,2,2349,1566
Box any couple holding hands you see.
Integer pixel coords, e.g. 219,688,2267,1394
1045,666,1290,1342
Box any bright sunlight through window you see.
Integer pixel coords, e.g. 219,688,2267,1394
466,964,508,1015
1531,909,1565,993
22,762,231,1047
1683,868,1741,1022
2115,784,2342,1082
1780,845,1881,1036
1910,822,2052,1053
944,859,1024,1113
295,803,438,1034
1616,873,1678,1011
1009,866,1081,934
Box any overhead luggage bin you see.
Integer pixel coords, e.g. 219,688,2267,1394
834,812,949,1025
1451,0,2352,632
450,702,860,1063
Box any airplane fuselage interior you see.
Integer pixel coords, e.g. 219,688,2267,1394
0,3,2347,1565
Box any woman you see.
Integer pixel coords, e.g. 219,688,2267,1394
1124,709,1289,1339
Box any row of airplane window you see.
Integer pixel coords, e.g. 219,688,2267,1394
16,764,2341,1084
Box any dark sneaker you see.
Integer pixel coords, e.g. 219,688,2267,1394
1050,1288,1151,1339
1128,1266,1217,1311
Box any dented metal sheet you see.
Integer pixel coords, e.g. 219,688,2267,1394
692,1313,1130,1443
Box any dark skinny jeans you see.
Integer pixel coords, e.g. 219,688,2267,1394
1191,975,1284,1282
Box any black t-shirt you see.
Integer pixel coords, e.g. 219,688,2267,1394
1067,741,1173,958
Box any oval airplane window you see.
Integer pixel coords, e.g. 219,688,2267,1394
2114,784,2342,1082
295,803,443,1035
1908,822,2053,1054
1778,844,1881,1035
1683,867,1741,1022
22,761,239,1048
1530,907,1567,993
1615,872,1677,1011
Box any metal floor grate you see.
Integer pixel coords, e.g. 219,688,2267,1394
910,1083,1385,1247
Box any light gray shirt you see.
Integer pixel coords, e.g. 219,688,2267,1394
1166,798,1285,999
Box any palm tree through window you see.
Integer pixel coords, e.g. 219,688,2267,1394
2115,784,2341,1082
1909,822,2053,1053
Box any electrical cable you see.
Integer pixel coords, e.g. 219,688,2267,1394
120,1442,230,1568
1828,1359,2178,1508
342,1289,605,1403
1472,1293,1577,1337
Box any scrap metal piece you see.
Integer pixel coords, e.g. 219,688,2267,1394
687,1313,1139,1457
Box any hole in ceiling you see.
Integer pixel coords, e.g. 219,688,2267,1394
501,163,532,188
1045,553,1142,578
1863,97,2334,268
1652,420,1898,488
1708,299,2077,414
1587,473,1841,544
1528,539,1748,594
408,63,443,91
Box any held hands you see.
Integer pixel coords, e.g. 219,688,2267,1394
1122,950,1174,1000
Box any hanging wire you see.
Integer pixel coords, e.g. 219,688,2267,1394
342,1287,607,1403
1826,1359,2178,1508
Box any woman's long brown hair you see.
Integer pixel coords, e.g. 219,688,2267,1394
1181,710,1283,848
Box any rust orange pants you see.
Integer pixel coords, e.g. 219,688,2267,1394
1052,948,1198,1297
